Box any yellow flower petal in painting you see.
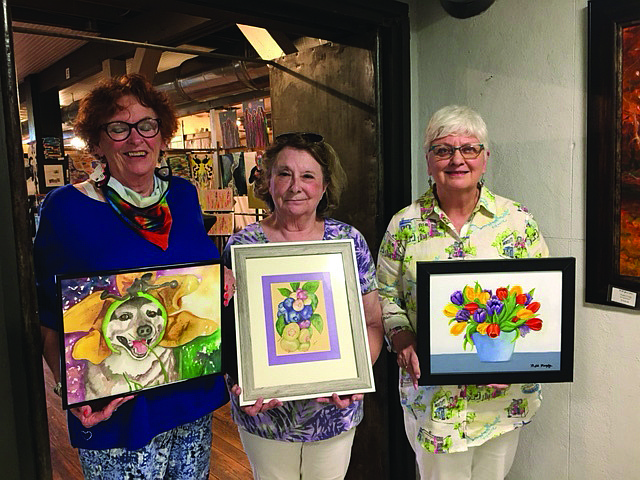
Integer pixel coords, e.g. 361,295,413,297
477,292,490,304
443,304,459,317
464,285,475,301
450,322,467,335
63,291,111,333
72,330,111,364
476,323,489,334
516,308,534,320
150,274,200,315
159,311,219,347
509,285,523,296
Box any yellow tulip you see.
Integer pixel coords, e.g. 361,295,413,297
464,284,490,304
477,292,490,304
464,285,475,300
450,322,467,335
476,323,489,335
443,304,459,317
509,285,523,296
516,308,534,319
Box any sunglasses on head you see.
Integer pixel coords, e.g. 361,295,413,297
275,132,324,143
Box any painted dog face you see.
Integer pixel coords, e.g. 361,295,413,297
105,296,166,360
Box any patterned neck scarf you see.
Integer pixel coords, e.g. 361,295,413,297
99,166,173,250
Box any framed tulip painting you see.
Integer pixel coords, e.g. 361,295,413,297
417,257,575,385
56,260,223,409
587,0,640,309
231,239,375,406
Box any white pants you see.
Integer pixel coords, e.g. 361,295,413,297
404,410,520,480
238,427,356,480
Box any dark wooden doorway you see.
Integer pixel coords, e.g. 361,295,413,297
0,1,412,478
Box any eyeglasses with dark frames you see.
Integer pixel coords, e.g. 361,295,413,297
275,132,324,144
102,118,161,141
429,143,485,161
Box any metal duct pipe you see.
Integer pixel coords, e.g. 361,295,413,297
154,58,270,106
58,58,270,123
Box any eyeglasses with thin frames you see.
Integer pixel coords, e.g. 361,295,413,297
102,118,161,142
429,143,485,161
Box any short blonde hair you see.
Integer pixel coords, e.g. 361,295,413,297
423,105,488,153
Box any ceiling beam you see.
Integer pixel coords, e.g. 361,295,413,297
16,12,218,94
10,0,130,32
130,48,163,81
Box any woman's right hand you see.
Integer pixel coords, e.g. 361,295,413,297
230,384,282,416
392,330,421,389
70,395,134,428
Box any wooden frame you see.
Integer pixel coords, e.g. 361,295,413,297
56,261,223,409
231,239,375,406
586,0,640,308
417,258,575,385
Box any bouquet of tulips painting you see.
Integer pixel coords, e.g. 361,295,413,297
444,283,542,362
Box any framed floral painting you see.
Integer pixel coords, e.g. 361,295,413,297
417,258,575,385
56,261,223,409
231,240,375,406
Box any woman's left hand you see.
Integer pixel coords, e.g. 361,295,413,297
230,384,282,415
223,266,235,307
316,393,363,409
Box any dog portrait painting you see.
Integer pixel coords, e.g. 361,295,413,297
57,261,222,409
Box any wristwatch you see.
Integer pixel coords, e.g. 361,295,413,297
53,381,62,397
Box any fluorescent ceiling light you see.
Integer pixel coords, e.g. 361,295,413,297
237,24,285,60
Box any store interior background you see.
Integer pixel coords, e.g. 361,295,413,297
5,0,640,479
5,1,410,479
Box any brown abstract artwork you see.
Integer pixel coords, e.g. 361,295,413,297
621,24,640,276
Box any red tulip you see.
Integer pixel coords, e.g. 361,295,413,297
464,302,479,314
486,323,501,338
511,316,518,323
496,288,508,301
515,294,528,305
527,302,540,313
525,318,542,331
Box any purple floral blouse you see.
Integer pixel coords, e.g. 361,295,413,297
222,218,377,442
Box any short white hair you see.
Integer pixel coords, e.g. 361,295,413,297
423,105,489,153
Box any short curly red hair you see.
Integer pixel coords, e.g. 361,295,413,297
74,74,178,151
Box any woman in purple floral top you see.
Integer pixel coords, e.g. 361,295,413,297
222,132,383,479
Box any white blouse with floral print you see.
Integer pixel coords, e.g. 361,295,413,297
377,186,549,454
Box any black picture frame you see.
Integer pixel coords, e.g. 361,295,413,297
586,0,640,309
417,258,575,386
55,260,223,409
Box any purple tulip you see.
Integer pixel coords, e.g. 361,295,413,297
455,309,471,322
473,309,487,323
486,295,504,316
523,293,532,306
519,325,531,337
450,290,464,305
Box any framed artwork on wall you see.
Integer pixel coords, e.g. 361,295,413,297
586,0,640,308
417,258,575,385
56,261,223,409
231,240,375,406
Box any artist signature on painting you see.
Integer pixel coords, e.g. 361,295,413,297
530,363,552,368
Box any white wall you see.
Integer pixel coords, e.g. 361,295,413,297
407,1,640,479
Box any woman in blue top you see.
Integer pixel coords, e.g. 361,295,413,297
223,132,384,479
34,74,227,479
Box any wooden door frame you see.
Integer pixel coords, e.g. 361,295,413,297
0,1,411,478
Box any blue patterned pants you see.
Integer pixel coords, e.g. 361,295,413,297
78,413,213,480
